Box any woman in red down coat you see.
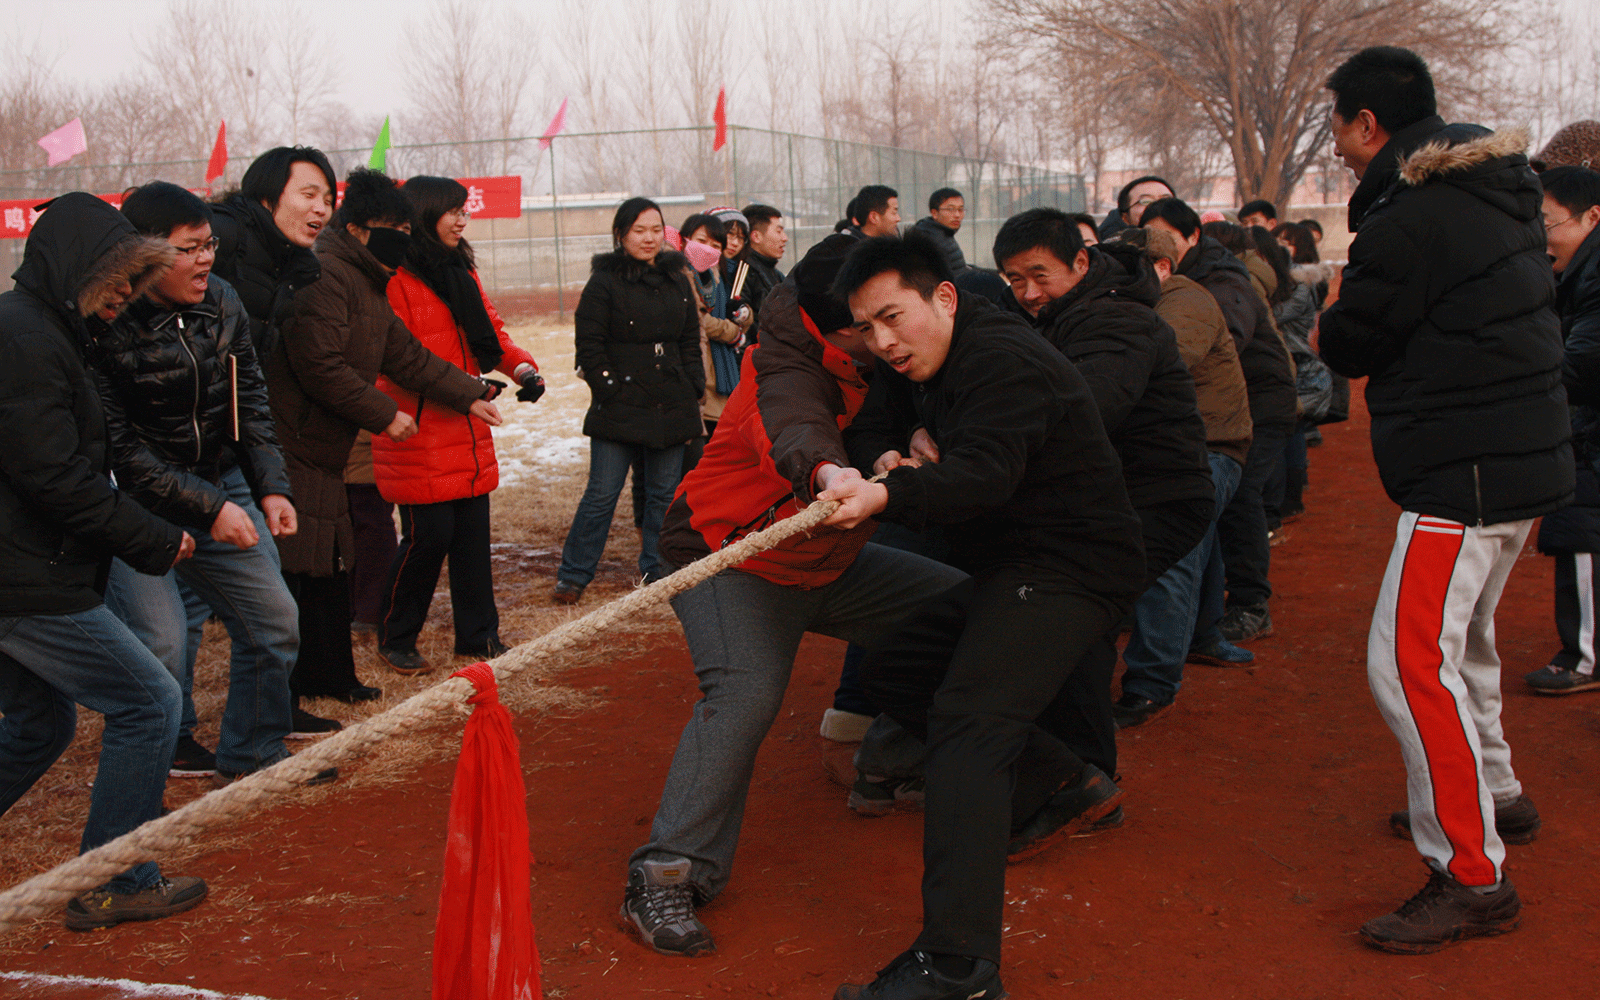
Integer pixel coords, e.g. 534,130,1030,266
371,176,546,672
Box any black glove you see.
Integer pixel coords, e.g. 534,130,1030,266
516,371,547,403
479,377,507,401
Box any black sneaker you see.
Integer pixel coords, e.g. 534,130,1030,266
848,772,926,816
379,646,433,676
619,858,714,957
288,706,342,739
1389,794,1540,845
1112,693,1171,730
64,876,208,931
1218,603,1274,643
330,685,383,704
212,764,339,789
1007,764,1123,862
1359,870,1520,953
169,735,217,778
455,636,509,658
1524,663,1600,695
834,950,1007,1000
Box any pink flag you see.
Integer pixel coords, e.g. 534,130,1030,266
205,121,228,188
38,118,88,167
712,88,728,152
538,98,568,151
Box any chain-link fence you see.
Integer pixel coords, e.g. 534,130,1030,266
1,126,1083,315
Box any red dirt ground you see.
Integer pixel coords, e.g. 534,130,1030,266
6,388,1600,999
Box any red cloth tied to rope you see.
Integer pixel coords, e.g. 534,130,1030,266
433,661,541,1000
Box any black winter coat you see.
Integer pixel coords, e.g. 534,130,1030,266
912,216,969,274
210,194,320,357
1319,117,1573,526
93,277,291,533
1181,237,1298,431
846,292,1145,602
1018,244,1213,517
738,248,785,323
575,250,704,449
0,193,184,615
1537,222,1600,551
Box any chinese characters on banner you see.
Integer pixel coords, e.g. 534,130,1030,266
0,176,521,240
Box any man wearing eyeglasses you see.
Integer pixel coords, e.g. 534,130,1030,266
92,181,318,787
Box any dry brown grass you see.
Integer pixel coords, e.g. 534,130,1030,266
0,316,689,950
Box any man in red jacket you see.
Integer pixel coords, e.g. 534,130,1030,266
619,234,967,958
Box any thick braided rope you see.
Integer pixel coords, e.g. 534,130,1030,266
0,497,840,934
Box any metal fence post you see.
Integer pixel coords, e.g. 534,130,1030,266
550,140,565,319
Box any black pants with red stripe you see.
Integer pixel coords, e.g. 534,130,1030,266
377,494,499,655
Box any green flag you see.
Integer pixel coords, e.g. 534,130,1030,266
368,116,391,171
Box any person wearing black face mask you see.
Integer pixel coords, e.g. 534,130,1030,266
264,168,500,699
369,175,544,673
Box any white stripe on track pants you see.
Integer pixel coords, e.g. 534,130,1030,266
1367,512,1529,887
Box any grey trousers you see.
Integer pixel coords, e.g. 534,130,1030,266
630,543,968,901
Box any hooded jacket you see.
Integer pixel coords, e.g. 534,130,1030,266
847,292,1145,600
265,224,486,576
375,264,537,506
0,193,184,614
93,276,291,532
575,249,704,449
658,280,878,587
1012,244,1213,517
1156,273,1253,468
1319,118,1573,525
209,194,321,358
1180,236,1298,431
912,216,969,275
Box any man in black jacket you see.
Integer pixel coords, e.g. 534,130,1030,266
0,193,209,929
912,187,969,275
1318,46,1573,954
737,203,787,321
1527,166,1600,695
97,181,320,781
823,234,1144,1000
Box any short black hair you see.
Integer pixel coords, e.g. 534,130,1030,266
1069,212,1099,233
1298,218,1324,237
742,203,783,233
1272,222,1319,264
680,212,726,249
1239,199,1277,222
239,146,338,211
121,181,212,237
1117,175,1173,215
1326,46,1437,136
929,187,963,212
335,168,410,229
1141,196,1202,239
992,208,1085,272
830,231,952,305
851,185,899,225
1542,166,1600,218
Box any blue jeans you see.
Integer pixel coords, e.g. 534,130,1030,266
104,466,295,775
0,604,180,891
558,437,684,588
1122,452,1243,705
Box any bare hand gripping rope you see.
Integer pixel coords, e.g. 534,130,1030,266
0,495,844,934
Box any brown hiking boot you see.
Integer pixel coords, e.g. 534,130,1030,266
1360,870,1520,953
64,876,208,931
1389,794,1540,845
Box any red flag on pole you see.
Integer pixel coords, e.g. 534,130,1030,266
713,87,728,152
205,122,228,193
538,98,568,152
433,662,541,1000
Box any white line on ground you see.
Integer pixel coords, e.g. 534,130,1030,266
0,971,283,1000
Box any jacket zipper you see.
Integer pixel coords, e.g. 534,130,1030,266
177,315,203,464
1473,463,1484,527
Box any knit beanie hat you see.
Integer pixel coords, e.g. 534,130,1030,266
708,206,749,234
1533,120,1600,172
790,233,860,333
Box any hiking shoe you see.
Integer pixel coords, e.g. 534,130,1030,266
1389,794,1540,845
551,581,584,605
619,858,714,957
64,876,208,931
169,735,216,778
1008,763,1123,862
288,706,342,739
834,950,1007,1000
1218,603,1274,643
379,646,433,676
1524,663,1600,695
212,764,339,789
848,773,926,816
1187,640,1255,667
1359,870,1520,953
1112,693,1171,730
1079,805,1125,836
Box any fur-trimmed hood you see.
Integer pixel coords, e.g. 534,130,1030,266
1399,126,1530,186
11,192,175,328
1349,116,1541,230
589,248,690,280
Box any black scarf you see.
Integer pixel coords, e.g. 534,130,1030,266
406,237,501,373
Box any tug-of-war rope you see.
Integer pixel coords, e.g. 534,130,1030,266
0,496,842,935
